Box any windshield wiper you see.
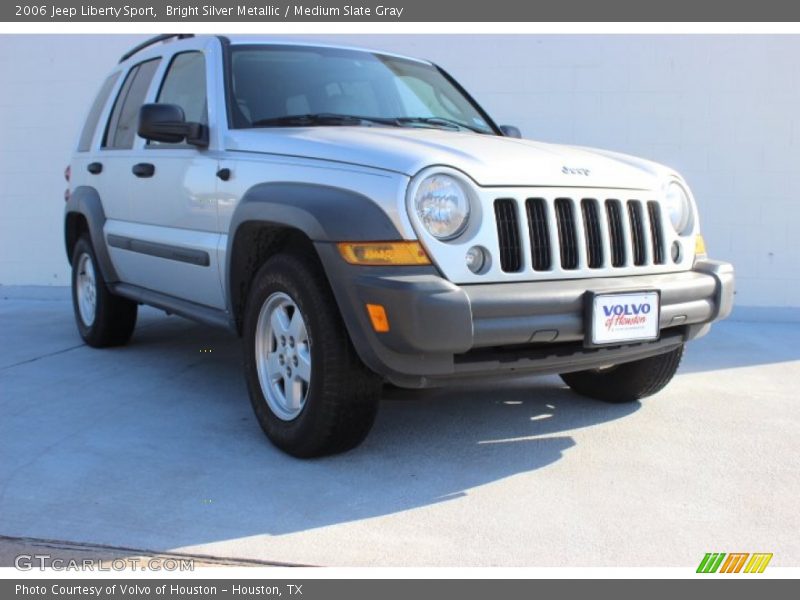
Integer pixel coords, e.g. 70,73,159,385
251,113,489,134
251,113,398,128
395,116,486,133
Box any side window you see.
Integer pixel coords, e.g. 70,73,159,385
151,52,207,147
103,58,160,150
77,72,120,152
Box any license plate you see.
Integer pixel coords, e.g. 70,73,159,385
588,291,660,346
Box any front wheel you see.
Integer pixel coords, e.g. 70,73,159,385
560,345,684,403
243,252,382,458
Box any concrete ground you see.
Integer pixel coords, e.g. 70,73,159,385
1,286,798,568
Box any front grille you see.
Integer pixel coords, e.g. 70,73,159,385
494,194,667,274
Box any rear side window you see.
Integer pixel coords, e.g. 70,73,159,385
103,58,160,149
150,52,208,148
77,73,120,152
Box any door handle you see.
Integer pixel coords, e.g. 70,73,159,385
87,162,103,175
132,163,155,178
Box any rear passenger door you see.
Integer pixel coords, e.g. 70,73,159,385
89,59,161,224
104,45,225,309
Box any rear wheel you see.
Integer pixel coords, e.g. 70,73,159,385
243,252,382,458
71,235,137,347
560,345,684,403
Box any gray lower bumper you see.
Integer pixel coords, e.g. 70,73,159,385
318,243,734,387
463,259,734,348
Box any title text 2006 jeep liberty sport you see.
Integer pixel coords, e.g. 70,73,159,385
65,35,734,457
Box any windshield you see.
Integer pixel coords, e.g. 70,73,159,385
228,45,498,134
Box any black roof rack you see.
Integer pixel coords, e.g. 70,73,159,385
119,34,194,64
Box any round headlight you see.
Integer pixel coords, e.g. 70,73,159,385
664,181,692,234
414,174,471,240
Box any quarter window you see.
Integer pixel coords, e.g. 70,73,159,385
103,58,160,150
77,72,120,152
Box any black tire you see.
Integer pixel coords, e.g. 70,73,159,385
560,345,684,403
71,235,137,348
243,252,382,458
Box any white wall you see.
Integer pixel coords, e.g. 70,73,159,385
1,34,798,308
0,35,144,287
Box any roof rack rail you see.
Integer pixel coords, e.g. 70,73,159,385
119,34,194,63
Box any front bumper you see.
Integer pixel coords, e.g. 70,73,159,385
318,243,734,387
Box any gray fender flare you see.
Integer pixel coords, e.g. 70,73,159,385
64,186,119,282
227,181,402,244
226,181,404,324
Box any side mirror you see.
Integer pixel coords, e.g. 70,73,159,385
138,103,208,147
500,125,522,139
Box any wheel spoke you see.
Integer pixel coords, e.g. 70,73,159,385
284,375,304,410
288,308,306,340
295,347,311,383
267,352,283,381
270,306,290,336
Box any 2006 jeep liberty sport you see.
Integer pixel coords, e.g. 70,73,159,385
65,35,735,457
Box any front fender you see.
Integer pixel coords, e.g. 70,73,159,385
225,181,406,329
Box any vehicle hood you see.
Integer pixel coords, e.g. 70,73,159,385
225,126,672,189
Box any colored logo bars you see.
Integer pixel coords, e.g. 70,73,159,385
697,553,773,573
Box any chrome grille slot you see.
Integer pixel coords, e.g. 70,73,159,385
581,199,603,268
606,199,626,267
554,198,579,270
494,198,523,272
525,198,551,271
647,201,665,265
627,200,646,266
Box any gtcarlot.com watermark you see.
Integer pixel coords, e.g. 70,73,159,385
15,554,194,571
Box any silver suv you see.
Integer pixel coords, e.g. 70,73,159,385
65,34,734,457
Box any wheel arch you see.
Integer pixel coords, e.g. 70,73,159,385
226,182,404,335
65,212,89,264
64,186,119,282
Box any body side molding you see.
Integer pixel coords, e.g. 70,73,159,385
107,234,211,267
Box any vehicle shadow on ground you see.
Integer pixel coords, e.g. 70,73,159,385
677,320,800,374
0,309,643,549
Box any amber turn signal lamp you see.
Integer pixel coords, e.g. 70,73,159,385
366,304,390,333
337,241,431,266
695,234,707,257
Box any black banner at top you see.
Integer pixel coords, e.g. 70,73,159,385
3,0,800,22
